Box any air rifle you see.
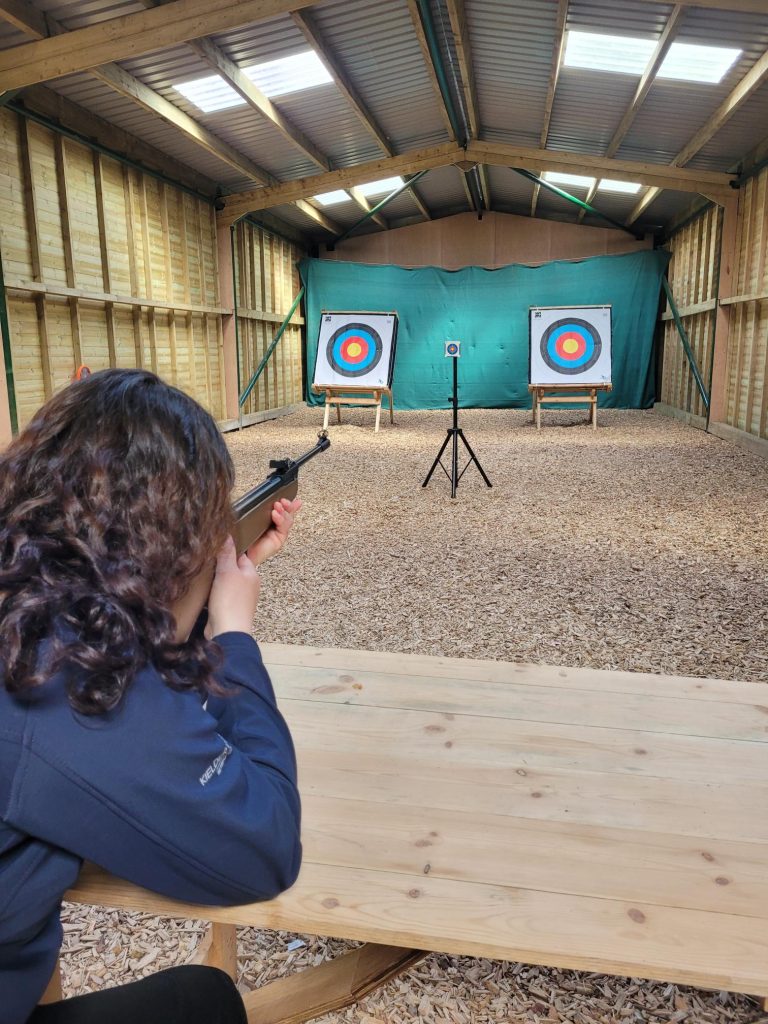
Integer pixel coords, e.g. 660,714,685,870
174,431,330,641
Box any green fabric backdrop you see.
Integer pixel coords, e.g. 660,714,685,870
299,249,670,409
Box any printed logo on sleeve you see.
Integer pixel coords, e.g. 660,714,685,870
199,742,233,786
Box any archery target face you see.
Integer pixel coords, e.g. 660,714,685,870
313,312,397,388
529,306,611,385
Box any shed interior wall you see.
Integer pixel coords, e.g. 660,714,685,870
321,210,652,269
0,107,305,437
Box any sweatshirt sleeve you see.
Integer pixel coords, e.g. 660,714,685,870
7,634,302,907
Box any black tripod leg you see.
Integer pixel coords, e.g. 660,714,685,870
451,425,459,497
422,431,452,487
457,430,493,488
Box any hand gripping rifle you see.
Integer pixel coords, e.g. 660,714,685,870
174,431,331,641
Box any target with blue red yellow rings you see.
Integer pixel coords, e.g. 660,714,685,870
327,323,383,378
541,317,601,375
313,312,398,389
529,305,612,386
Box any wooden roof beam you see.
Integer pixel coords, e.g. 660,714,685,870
627,45,768,225
188,36,387,229
444,0,491,210
219,140,734,223
530,0,568,218
579,4,684,221
291,8,432,221
0,0,326,91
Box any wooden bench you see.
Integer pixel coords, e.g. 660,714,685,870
64,643,768,1021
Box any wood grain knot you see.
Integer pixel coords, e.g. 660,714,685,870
530,791,543,799
414,838,432,848
352,683,363,690
627,908,646,924
516,769,528,777
424,724,445,733
322,897,339,909
444,740,453,748
313,684,345,695
339,675,355,683
715,876,731,886
701,851,716,862
754,704,768,715
633,748,648,756
408,888,422,899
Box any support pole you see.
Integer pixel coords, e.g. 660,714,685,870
512,167,643,240
0,248,18,440
662,276,710,412
238,287,305,409
328,171,429,248
215,218,240,421
708,196,738,426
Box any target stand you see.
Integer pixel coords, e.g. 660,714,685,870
313,384,394,433
529,382,613,431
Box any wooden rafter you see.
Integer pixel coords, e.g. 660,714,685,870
579,4,684,221
219,139,734,223
0,0,341,235
444,0,491,210
631,0,766,11
530,0,568,218
627,46,768,225
0,0,327,91
290,8,432,221
188,37,387,229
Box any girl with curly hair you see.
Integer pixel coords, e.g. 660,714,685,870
0,369,303,1023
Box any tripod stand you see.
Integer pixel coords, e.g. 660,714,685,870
422,356,492,498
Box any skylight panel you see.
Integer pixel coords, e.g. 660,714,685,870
173,75,246,113
357,176,405,198
657,43,741,84
313,190,351,206
244,51,332,97
598,179,642,194
543,172,595,190
564,31,655,75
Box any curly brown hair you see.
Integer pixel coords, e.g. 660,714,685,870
0,369,235,714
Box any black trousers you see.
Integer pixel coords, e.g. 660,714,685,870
29,965,247,1024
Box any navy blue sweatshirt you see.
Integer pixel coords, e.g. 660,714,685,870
0,633,302,1024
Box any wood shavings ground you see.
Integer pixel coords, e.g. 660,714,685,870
59,408,768,1021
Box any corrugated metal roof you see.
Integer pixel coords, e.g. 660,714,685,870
468,0,561,147
0,0,765,239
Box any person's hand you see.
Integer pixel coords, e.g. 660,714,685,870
244,497,302,567
207,535,261,638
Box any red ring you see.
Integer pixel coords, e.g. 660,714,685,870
555,332,587,361
340,335,369,364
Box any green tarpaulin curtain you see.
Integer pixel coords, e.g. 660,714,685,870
299,249,670,409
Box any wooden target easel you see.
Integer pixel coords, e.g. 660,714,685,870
313,385,394,433
529,382,612,431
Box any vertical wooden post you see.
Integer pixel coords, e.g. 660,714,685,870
138,179,158,374
54,135,83,370
709,195,739,427
122,166,144,368
216,217,239,420
178,193,198,399
93,152,117,369
18,118,53,397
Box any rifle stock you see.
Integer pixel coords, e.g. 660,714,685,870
173,433,329,641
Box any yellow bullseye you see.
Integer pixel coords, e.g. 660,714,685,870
347,342,363,358
562,338,580,354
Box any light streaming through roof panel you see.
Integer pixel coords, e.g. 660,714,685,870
244,51,333,97
658,43,741,84
564,32,655,76
313,190,352,206
543,172,596,189
565,30,742,84
357,176,405,198
173,74,246,113
599,179,642,194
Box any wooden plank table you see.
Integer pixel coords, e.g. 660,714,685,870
65,644,768,1021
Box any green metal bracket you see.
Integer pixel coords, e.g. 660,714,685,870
513,167,643,240
329,170,430,248
0,248,18,435
661,277,710,412
238,286,305,410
